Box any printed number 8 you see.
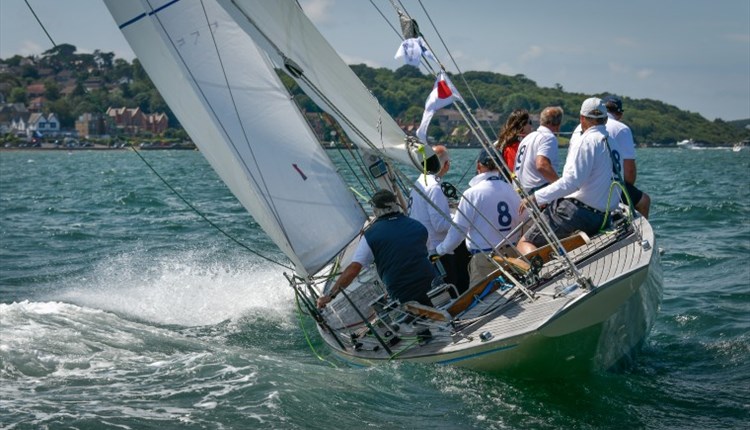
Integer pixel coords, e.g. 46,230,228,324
515,146,526,171
497,201,512,228
611,149,621,176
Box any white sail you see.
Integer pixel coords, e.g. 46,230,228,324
104,0,367,276
215,0,426,168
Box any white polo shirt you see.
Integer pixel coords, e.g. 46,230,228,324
605,113,636,162
514,125,559,192
436,171,522,255
409,173,451,251
535,125,619,212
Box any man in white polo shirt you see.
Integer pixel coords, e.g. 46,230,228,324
517,97,619,255
409,145,457,285
433,149,522,287
603,95,651,218
514,106,564,193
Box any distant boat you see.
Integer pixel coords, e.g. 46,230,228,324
733,140,748,152
677,139,716,150
106,0,663,376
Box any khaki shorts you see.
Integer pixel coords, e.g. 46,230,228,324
468,253,498,287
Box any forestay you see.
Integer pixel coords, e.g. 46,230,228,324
216,0,421,167
104,0,367,276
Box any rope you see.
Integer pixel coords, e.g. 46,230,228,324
130,147,293,270
600,180,633,231
388,339,419,360
295,293,338,368
417,144,429,185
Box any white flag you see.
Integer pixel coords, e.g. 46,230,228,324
394,37,435,67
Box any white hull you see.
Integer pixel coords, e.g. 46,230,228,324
317,216,662,376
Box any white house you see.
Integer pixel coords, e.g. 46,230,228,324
10,116,27,135
27,113,60,137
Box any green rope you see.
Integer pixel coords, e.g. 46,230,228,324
349,187,368,203
388,338,420,360
295,293,338,368
600,180,634,231
418,144,429,185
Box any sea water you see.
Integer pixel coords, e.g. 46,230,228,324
1,148,748,429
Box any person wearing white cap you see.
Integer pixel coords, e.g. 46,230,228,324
514,106,564,193
516,97,619,255
603,95,651,218
408,145,458,286
433,150,522,287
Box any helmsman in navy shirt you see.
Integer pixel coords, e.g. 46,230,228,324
317,189,436,309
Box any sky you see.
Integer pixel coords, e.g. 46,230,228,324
1,0,748,121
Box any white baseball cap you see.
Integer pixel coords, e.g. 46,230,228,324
580,97,608,118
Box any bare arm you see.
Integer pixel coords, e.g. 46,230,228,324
623,159,637,184
317,262,363,308
535,155,559,184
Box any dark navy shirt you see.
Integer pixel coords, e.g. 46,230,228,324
363,213,435,305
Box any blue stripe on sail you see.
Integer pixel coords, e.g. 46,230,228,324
150,0,181,16
119,0,182,29
119,13,147,29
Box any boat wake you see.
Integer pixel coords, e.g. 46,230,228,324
0,250,318,427
0,298,320,427
50,249,296,327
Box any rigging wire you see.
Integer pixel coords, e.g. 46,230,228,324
415,0,497,140
130,147,293,270
375,1,588,284
24,0,56,48
380,0,499,186
22,0,293,269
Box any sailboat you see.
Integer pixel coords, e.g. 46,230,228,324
105,0,662,375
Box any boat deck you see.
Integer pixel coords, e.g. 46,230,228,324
317,216,659,370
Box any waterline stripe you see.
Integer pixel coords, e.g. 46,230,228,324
119,0,181,29
436,343,518,365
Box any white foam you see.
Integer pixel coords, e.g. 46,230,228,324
52,248,296,327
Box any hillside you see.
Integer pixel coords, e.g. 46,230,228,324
2,44,748,146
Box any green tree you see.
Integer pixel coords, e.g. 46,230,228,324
502,93,533,112
43,79,61,101
132,59,148,82
21,64,38,79
4,55,24,67
403,105,424,124
94,50,115,70
72,81,86,97
112,58,132,81
9,87,27,103
49,98,74,128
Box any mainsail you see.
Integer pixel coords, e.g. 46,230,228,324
104,0,367,276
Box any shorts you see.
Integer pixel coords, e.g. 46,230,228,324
522,199,604,247
624,182,644,205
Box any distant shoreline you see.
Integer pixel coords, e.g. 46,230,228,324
1,142,738,153
0,143,197,151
